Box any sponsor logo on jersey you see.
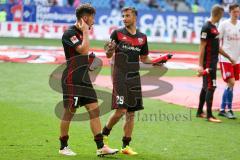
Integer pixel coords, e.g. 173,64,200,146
138,38,144,44
122,44,141,52
227,35,240,41
70,36,79,44
226,72,231,78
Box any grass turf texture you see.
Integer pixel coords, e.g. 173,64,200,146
1,62,240,160
1,38,239,159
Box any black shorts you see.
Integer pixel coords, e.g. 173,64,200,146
112,73,144,112
62,82,98,108
202,68,217,90
63,94,97,108
62,72,97,108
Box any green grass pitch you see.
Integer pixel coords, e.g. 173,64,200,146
0,37,240,160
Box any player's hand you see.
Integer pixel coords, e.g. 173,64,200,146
230,58,236,65
105,40,116,52
197,66,204,77
104,40,116,58
76,18,89,32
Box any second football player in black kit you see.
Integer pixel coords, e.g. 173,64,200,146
102,7,158,155
196,5,234,123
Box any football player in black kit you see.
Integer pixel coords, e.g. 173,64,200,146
59,4,118,156
102,7,159,155
196,5,235,123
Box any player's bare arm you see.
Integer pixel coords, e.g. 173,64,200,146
141,54,173,64
104,40,116,58
140,55,153,64
198,40,207,74
75,18,90,54
219,48,236,65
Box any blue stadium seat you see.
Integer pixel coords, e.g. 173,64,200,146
81,0,111,8
79,0,223,12
79,0,175,11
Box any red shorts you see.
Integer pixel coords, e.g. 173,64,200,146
220,62,240,82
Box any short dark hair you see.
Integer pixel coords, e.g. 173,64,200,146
75,4,96,20
229,3,239,12
121,7,138,16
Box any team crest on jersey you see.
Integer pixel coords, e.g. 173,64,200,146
138,38,144,44
225,72,231,78
70,36,79,44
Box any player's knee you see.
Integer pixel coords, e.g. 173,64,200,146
62,108,76,121
65,106,76,114
126,112,135,121
88,107,100,119
63,99,77,113
85,103,100,119
115,108,127,118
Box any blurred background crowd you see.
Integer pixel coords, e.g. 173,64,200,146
1,0,240,13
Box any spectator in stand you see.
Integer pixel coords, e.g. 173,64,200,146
48,0,58,6
147,0,162,11
66,0,79,8
148,0,159,8
0,0,7,4
174,1,191,12
73,0,80,8
23,0,34,5
110,0,118,9
33,0,49,5
191,0,205,13
17,0,23,4
118,0,125,10
133,0,140,3
192,0,199,13
67,0,73,6
7,0,24,4
8,0,16,3
0,8,7,22
221,0,237,12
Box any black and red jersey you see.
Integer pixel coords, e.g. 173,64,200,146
61,25,89,85
111,28,149,79
200,21,220,69
61,25,97,106
110,28,147,109
62,25,84,60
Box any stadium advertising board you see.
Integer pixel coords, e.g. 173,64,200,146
1,4,228,43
